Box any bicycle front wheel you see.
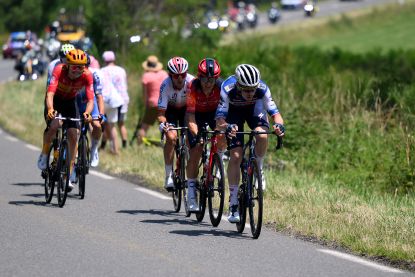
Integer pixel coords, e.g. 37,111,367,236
78,135,87,199
236,184,247,233
248,159,263,239
57,141,70,208
208,153,225,227
172,174,182,213
44,143,56,203
195,180,206,222
180,149,191,217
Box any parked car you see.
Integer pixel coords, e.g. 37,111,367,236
281,0,306,9
2,32,27,59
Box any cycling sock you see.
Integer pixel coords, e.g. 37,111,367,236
42,142,51,155
187,179,196,199
165,165,173,177
122,140,127,148
229,184,239,206
91,139,99,151
256,156,264,170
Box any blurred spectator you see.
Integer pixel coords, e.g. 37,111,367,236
100,50,129,152
136,55,168,145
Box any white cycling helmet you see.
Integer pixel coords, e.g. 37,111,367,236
59,43,75,59
235,64,261,88
167,57,189,74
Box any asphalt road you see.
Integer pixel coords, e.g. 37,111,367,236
0,128,412,276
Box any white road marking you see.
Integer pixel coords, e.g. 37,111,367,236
5,135,18,142
317,249,404,274
0,129,3,134
89,170,115,180
135,187,171,200
25,144,40,151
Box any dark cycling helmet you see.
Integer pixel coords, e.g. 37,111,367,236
167,57,188,74
235,64,261,88
59,43,75,59
198,58,220,78
66,49,88,65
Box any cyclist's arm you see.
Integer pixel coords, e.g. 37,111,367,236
96,94,105,115
45,92,55,111
215,87,230,130
157,109,167,124
187,113,197,136
84,71,95,114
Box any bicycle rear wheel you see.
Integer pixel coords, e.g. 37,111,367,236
44,142,56,203
56,141,70,208
78,135,87,199
236,183,247,233
195,180,206,222
208,153,225,227
248,159,263,239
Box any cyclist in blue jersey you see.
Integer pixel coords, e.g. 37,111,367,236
215,64,285,223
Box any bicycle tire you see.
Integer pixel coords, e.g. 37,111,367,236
57,141,70,207
248,159,263,239
85,135,90,174
236,180,247,233
195,180,206,222
172,172,182,212
208,153,225,227
78,135,87,199
44,143,56,203
181,148,191,217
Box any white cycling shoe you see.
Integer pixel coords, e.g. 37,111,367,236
37,154,48,170
227,205,240,223
164,174,174,190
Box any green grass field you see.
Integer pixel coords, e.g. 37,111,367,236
0,1,414,270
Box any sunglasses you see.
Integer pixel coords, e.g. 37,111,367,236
69,65,85,71
237,83,257,92
171,73,187,79
200,77,216,83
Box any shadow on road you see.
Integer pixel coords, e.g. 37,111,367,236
117,209,177,217
8,200,55,207
11,182,43,187
170,229,250,239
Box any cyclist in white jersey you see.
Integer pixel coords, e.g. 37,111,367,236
157,57,195,190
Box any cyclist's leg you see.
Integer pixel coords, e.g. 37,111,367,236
63,99,80,178
89,97,101,166
247,100,270,170
39,98,63,169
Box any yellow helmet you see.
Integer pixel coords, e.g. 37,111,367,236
65,49,87,65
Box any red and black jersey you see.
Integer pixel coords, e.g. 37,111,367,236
186,78,222,113
47,63,94,101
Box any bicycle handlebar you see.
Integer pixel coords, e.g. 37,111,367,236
227,130,284,150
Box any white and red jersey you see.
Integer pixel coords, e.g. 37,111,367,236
157,74,194,110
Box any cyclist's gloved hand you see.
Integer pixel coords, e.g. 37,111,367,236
83,112,92,123
273,123,285,137
47,109,56,120
159,122,167,133
226,124,238,138
99,113,107,123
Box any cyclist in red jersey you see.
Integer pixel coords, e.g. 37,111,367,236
37,49,94,191
185,58,226,211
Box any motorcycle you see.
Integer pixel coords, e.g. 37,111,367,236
46,37,61,61
15,51,45,81
304,1,317,17
268,6,281,24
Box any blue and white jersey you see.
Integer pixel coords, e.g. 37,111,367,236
215,75,279,119
46,58,61,86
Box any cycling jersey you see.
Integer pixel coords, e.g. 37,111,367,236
46,58,60,85
158,74,194,110
215,75,279,120
186,78,222,114
47,63,94,101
